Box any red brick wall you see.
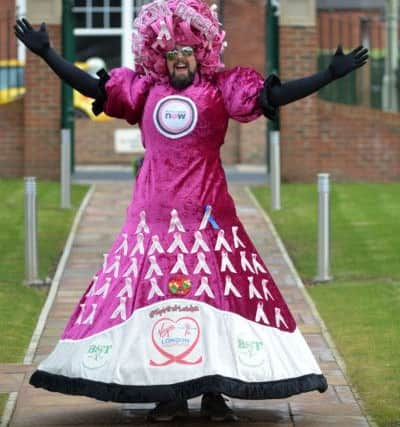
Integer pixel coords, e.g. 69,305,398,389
317,99,400,181
238,119,266,164
0,0,23,177
318,10,387,51
221,0,266,164
278,14,400,182
280,97,400,182
0,0,17,60
0,19,62,180
222,0,265,75
220,120,240,164
0,97,24,176
220,119,266,165
279,25,320,181
23,24,61,179
75,118,136,164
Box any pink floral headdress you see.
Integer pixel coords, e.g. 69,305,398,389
132,0,227,80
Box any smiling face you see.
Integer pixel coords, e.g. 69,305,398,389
166,45,197,90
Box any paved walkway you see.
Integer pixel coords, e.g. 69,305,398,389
1,182,370,426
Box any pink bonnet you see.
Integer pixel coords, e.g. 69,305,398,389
132,0,226,80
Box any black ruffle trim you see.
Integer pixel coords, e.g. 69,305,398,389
259,74,281,121
92,68,110,116
30,370,327,403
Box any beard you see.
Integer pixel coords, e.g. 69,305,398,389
170,69,196,89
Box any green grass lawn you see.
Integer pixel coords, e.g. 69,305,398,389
251,183,400,427
0,394,8,421
0,179,88,419
0,179,88,364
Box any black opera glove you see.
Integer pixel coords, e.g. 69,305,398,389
328,45,369,80
14,17,99,99
14,18,50,57
258,44,369,116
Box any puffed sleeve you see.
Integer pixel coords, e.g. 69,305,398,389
216,66,265,122
92,67,153,125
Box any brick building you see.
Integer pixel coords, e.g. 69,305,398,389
280,0,400,181
1,0,399,181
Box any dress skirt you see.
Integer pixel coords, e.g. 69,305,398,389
30,205,328,402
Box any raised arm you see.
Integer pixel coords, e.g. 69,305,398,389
260,45,368,111
14,18,99,98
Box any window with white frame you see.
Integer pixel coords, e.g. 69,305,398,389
73,0,151,71
74,0,122,29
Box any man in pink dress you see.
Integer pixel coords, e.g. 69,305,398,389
15,0,367,422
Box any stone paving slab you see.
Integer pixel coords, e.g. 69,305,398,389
4,182,370,427
0,366,33,394
0,375,25,394
0,366,32,375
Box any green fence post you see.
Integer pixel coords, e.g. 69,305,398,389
62,0,75,173
266,0,280,173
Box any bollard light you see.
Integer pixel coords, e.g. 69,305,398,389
314,173,332,283
61,128,71,209
270,131,281,210
24,177,40,286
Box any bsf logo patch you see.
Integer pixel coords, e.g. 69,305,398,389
82,338,113,370
237,337,266,368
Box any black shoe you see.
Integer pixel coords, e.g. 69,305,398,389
200,393,239,422
147,399,189,422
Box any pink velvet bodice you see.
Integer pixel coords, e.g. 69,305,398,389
103,66,264,230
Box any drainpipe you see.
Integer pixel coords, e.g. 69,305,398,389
266,0,280,171
62,0,75,172
16,0,27,63
382,0,398,111
218,0,224,25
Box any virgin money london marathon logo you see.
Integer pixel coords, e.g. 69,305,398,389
83,338,113,370
153,95,198,139
149,316,203,366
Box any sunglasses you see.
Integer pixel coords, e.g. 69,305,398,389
166,46,194,61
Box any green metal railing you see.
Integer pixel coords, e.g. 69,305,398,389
317,10,399,112
266,0,280,173
318,51,358,106
62,0,76,172
318,50,400,111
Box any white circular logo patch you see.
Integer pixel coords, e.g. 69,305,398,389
237,336,266,368
153,95,198,139
82,338,113,370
